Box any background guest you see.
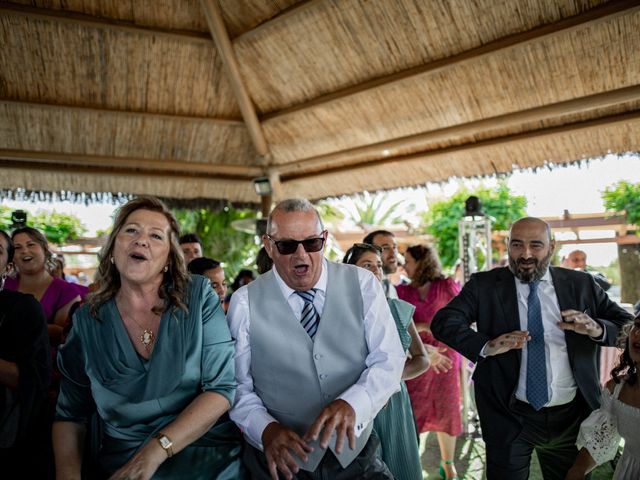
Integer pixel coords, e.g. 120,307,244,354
7,227,80,346
567,316,640,479
255,246,273,275
179,232,203,265
53,197,244,479
188,257,228,312
0,229,52,478
343,242,428,480
397,244,462,480
225,268,256,305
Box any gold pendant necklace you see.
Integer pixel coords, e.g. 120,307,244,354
140,329,155,351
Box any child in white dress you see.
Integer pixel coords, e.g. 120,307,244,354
566,316,640,479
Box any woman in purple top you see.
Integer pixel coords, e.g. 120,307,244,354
7,227,80,346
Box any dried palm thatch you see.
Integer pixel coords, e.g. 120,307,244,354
0,0,639,206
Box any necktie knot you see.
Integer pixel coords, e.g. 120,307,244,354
295,289,319,339
295,289,316,303
528,280,540,295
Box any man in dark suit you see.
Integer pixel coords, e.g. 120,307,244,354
431,217,632,480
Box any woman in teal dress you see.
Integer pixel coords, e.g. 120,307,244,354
343,243,429,480
53,197,245,479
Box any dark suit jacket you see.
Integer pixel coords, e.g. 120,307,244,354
431,266,632,445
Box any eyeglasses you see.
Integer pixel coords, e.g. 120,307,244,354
267,232,326,255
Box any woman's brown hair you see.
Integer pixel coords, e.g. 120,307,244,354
88,196,189,318
11,226,56,272
611,318,638,386
405,244,444,287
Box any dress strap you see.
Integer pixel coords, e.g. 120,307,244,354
612,378,626,399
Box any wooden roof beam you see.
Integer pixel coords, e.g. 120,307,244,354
262,0,639,122
0,100,245,126
0,2,212,44
0,149,263,179
278,110,640,182
277,85,640,176
199,0,271,163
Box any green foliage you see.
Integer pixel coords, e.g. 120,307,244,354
602,180,640,226
0,205,87,244
320,192,415,227
422,183,527,268
173,206,260,282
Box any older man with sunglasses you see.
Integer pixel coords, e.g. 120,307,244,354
227,198,405,480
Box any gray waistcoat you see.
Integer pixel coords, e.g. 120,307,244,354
247,261,373,471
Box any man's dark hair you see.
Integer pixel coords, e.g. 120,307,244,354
179,233,202,245
363,230,394,245
187,257,221,275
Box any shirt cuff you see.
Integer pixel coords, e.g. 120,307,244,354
245,409,278,451
339,384,372,438
479,341,490,358
589,321,607,343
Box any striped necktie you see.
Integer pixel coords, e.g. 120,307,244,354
295,289,319,339
526,280,549,410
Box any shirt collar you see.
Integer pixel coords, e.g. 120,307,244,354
272,258,328,299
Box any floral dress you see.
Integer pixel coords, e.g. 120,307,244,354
576,378,640,479
397,277,462,435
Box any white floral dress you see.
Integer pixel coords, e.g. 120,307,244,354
576,378,640,479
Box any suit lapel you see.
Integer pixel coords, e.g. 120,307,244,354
496,268,520,332
495,267,524,366
549,267,578,352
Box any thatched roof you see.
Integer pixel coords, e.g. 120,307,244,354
1,0,639,206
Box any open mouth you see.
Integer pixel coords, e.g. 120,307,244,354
21,255,33,262
129,252,148,261
294,264,309,275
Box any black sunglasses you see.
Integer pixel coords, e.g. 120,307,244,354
267,233,326,255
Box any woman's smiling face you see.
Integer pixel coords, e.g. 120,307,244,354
12,232,47,274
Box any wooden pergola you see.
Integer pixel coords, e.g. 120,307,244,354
1,1,639,206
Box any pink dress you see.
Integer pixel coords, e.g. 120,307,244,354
397,277,463,436
4,276,80,324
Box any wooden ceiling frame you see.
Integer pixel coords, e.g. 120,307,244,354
276,85,640,176
0,99,245,127
279,110,640,183
0,149,263,179
0,2,212,44
199,0,271,166
261,0,639,122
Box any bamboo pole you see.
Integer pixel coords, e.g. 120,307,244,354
0,149,263,178
262,0,639,122
277,85,640,176
279,110,640,182
0,100,244,126
0,3,212,44
199,0,271,161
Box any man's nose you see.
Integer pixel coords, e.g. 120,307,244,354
292,242,307,256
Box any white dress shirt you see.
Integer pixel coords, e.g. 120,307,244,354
227,259,405,450
514,269,577,407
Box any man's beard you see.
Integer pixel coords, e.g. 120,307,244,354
508,251,552,283
383,263,397,275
